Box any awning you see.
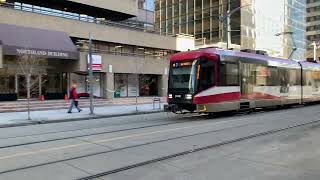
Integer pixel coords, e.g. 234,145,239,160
0,23,79,60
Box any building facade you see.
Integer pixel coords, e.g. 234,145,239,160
155,0,306,60
307,0,320,60
0,0,193,101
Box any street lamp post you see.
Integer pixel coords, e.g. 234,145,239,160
88,33,94,115
135,56,138,113
77,35,95,115
219,4,251,49
275,31,296,60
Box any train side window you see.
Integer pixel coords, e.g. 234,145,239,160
198,59,215,91
256,66,267,86
267,67,279,86
289,69,300,86
279,68,289,86
219,62,239,86
304,70,312,86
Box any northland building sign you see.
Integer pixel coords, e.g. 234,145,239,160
16,49,69,58
1,45,79,60
0,23,79,60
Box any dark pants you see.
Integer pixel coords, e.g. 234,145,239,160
68,99,82,112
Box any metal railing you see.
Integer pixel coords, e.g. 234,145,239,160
79,47,172,58
0,2,172,36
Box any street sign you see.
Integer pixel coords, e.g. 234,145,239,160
87,54,102,71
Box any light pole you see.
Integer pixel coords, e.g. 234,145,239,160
76,34,94,115
88,33,94,115
135,56,138,113
275,31,296,60
219,4,251,49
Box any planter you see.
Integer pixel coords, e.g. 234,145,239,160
44,93,65,100
0,93,18,101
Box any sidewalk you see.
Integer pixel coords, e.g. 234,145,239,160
0,98,167,128
0,97,166,113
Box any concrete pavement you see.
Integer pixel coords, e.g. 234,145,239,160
0,105,319,179
106,124,320,180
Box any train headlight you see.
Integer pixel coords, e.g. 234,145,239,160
168,94,173,99
185,94,192,100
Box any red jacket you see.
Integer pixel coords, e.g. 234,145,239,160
70,87,78,100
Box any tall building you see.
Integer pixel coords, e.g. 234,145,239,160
0,0,192,101
307,0,320,60
155,0,306,60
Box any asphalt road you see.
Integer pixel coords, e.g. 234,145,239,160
0,104,320,180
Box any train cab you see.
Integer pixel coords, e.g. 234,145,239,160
165,50,219,113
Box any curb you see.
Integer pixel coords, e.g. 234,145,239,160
0,110,164,129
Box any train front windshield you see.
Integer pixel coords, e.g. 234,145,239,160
169,60,197,93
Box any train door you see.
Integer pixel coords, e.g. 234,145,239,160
240,63,255,99
197,58,216,92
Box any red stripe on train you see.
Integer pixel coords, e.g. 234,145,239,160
193,92,240,104
241,92,280,100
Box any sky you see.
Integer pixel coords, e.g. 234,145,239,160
146,0,154,11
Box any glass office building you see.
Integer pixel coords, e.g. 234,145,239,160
155,0,240,45
155,0,306,60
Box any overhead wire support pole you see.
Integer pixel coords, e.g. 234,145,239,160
219,3,251,50
275,31,296,60
88,33,94,115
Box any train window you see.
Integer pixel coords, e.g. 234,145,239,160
256,66,267,86
219,62,239,86
198,59,215,91
303,71,313,86
267,67,279,86
312,71,320,88
289,69,300,86
279,68,289,86
256,66,278,86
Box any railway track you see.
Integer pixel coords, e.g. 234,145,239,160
0,112,317,177
0,116,201,149
0,104,316,178
76,118,320,180
0,106,292,150
0,121,254,175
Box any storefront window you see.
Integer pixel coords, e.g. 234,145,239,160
139,75,159,96
128,74,139,97
114,74,128,97
70,73,102,98
0,75,15,94
41,73,68,99
92,73,102,97
114,73,160,97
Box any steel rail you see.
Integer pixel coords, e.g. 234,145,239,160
0,105,307,150
0,121,258,175
76,118,320,180
0,105,315,175
0,118,198,149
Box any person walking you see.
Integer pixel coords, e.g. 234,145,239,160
67,83,82,113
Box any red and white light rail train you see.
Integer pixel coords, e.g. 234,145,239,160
165,48,320,114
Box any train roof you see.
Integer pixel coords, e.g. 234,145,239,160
170,48,320,71
170,48,300,68
299,61,320,71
